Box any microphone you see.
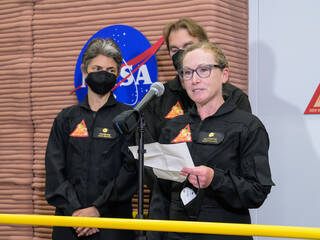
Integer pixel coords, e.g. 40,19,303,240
113,82,165,135
135,82,164,112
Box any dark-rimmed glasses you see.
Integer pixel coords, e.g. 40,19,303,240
178,64,224,81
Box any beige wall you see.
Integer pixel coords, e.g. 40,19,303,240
0,1,248,239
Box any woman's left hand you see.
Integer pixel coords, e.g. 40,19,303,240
180,166,214,188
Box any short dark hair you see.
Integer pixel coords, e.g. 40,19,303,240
81,38,122,76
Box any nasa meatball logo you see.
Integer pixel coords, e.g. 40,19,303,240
74,25,163,106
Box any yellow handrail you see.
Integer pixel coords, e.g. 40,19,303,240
0,214,320,239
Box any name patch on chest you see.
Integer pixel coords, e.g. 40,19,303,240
93,127,116,139
198,131,224,144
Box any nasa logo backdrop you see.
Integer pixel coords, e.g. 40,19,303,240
74,25,158,106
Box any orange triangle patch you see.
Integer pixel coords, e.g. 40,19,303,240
165,101,184,119
70,120,89,137
171,124,192,143
304,84,320,114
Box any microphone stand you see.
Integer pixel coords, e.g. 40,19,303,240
135,112,147,240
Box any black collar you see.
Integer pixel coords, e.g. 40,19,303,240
167,75,184,92
79,93,118,111
189,96,237,119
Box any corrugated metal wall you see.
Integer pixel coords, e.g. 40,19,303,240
0,1,248,239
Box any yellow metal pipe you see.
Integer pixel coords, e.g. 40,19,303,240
1,214,320,239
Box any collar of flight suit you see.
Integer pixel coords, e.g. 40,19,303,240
79,93,118,111
189,96,237,120
167,75,185,92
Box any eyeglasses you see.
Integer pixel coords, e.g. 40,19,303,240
178,64,224,81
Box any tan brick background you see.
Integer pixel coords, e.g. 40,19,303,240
0,1,248,239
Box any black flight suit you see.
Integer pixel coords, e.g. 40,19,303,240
157,97,274,240
45,95,137,240
144,76,252,240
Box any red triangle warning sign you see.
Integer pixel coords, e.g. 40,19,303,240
171,124,192,143
70,120,89,137
165,101,184,119
304,84,320,114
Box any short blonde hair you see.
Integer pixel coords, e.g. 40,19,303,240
182,41,229,69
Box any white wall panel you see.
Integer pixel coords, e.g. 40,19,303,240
249,1,320,239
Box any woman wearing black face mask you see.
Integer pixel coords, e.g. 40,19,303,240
45,38,137,240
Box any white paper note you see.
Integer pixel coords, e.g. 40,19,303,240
129,142,194,182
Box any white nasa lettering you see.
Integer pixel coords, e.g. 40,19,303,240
120,65,135,86
136,64,152,84
120,64,152,86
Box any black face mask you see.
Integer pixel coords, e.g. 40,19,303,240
86,71,117,95
172,49,184,71
180,174,205,220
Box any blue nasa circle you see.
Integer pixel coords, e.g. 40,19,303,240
74,25,158,106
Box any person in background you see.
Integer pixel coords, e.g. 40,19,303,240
45,38,137,240
144,18,252,240
144,17,251,144
156,41,274,240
